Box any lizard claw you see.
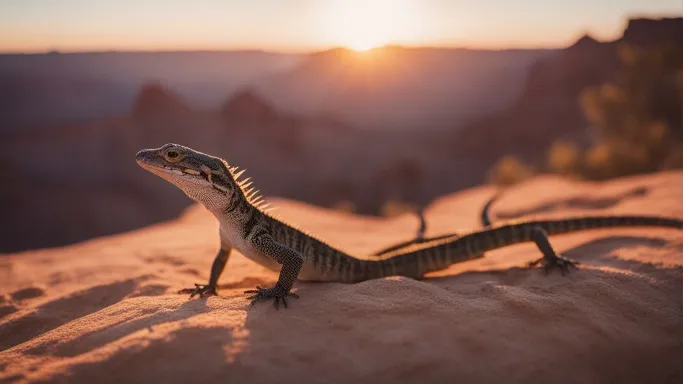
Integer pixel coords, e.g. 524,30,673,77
178,283,217,299
528,254,579,276
244,285,299,310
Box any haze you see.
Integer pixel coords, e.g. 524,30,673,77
1,0,680,53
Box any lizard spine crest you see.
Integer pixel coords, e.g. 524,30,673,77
225,162,271,212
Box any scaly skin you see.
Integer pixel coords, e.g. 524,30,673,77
136,144,683,309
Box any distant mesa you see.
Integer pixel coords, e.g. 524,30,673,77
564,33,609,60
622,17,683,46
296,46,389,75
311,111,349,132
220,88,279,121
219,88,302,154
131,82,191,119
308,47,356,62
309,45,400,61
570,34,601,50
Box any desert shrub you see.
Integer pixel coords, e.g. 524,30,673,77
330,200,357,213
487,155,535,186
487,41,681,184
579,42,682,179
380,200,418,217
546,140,583,176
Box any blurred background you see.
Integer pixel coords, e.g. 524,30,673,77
0,0,680,253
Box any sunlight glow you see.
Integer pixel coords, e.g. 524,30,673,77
350,42,375,52
314,0,424,51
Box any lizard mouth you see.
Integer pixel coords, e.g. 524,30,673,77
135,150,206,178
138,161,186,175
136,150,182,174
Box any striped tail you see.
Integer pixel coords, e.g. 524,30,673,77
362,215,682,280
480,192,502,227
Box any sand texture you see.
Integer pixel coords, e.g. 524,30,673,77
1,171,681,383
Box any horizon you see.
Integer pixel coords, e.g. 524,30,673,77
1,0,680,54
0,44,562,56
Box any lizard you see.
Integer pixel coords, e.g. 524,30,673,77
136,143,683,309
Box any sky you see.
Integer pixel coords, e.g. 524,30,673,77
0,0,680,53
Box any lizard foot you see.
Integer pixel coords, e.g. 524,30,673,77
244,285,299,310
178,283,217,299
528,254,579,276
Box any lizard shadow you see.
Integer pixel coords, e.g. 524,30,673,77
217,276,276,290
1,374,24,384
24,292,214,358
0,304,18,320
29,324,240,383
0,276,152,352
561,235,673,262
494,186,649,219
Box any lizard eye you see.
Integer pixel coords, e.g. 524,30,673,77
166,150,180,161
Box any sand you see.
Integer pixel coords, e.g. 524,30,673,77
0,171,681,383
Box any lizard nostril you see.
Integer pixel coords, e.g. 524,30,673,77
135,150,147,162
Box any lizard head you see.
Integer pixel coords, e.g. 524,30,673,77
135,143,240,209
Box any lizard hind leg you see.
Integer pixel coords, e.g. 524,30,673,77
373,192,499,258
527,227,579,275
371,208,429,257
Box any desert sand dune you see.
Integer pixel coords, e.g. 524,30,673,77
0,171,681,383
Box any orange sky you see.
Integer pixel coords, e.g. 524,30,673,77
0,0,680,53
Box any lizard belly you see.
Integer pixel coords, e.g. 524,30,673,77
238,245,329,281
238,245,327,281
297,264,328,281
219,222,282,272
217,222,328,281
238,246,282,272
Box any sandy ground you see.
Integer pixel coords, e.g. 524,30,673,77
0,171,681,383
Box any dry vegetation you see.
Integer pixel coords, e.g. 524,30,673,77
488,42,682,186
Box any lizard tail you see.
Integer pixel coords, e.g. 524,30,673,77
519,215,682,236
480,191,502,227
361,215,682,280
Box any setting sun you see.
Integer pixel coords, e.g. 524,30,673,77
313,0,424,51
349,41,376,52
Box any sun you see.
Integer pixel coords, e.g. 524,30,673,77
348,41,377,52
313,0,423,51
346,37,385,52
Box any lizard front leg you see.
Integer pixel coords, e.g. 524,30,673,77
179,247,231,298
244,235,303,310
